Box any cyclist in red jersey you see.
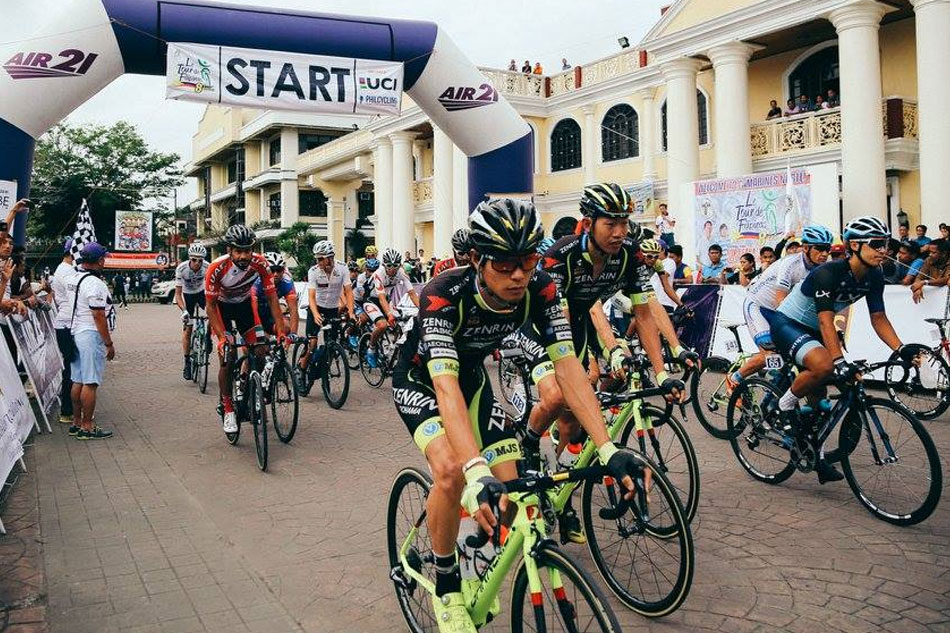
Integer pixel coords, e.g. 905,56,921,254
205,225,284,434
432,228,472,277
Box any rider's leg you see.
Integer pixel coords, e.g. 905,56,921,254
182,324,192,357
424,436,465,596
781,345,832,411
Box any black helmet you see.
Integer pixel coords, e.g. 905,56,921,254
628,220,644,243
224,224,256,248
469,198,543,259
451,228,471,253
579,183,632,219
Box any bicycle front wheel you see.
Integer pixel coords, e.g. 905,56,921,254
270,358,299,444
581,453,694,617
510,542,621,633
359,333,385,388
322,343,351,409
196,341,209,394
727,378,796,484
690,356,734,439
839,398,942,526
387,468,436,633
884,349,950,420
290,340,313,396
247,372,268,472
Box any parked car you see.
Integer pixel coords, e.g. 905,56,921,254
151,279,176,304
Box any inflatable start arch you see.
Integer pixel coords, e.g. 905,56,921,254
0,0,533,245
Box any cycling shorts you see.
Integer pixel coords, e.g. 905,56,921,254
742,298,774,351
183,292,205,317
306,307,340,339
363,301,385,323
215,299,263,344
761,308,823,367
392,365,521,467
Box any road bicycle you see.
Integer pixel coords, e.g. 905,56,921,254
690,321,760,439
883,320,950,420
292,319,351,409
260,337,299,443
359,306,417,388
218,333,269,471
187,311,211,394
727,356,942,526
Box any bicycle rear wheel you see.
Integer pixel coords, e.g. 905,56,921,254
496,356,532,432
727,378,796,484
839,398,942,526
196,340,209,394
290,340,313,396
247,372,268,472
270,358,299,443
690,356,734,439
387,468,436,633
322,343,351,409
510,542,622,633
581,453,694,617
359,333,385,388
884,349,950,420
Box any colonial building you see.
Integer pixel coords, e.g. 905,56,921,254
185,0,945,261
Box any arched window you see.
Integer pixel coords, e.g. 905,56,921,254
788,46,839,105
601,104,639,162
661,90,709,151
550,119,582,172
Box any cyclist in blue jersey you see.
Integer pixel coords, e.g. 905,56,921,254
765,216,918,482
253,252,299,338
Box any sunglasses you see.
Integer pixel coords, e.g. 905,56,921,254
861,239,889,251
189,257,203,263
317,256,333,262
488,253,541,274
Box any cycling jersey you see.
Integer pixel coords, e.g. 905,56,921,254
777,258,885,330
175,260,209,295
371,267,414,305
746,252,814,310
307,262,348,310
253,271,295,334
205,254,275,304
432,257,462,277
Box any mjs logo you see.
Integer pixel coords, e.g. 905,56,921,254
437,82,498,111
4,49,98,79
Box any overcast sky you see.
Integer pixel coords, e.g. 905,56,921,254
64,0,670,204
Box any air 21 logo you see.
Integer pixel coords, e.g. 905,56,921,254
437,83,498,112
4,50,99,79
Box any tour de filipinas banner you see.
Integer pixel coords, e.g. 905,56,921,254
166,43,404,115
115,210,153,252
624,181,655,216
693,167,811,267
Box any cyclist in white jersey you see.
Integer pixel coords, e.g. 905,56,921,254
298,240,354,369
176,243,210,381
367,248,419,355
732,225,833,390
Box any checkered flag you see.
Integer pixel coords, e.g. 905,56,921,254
70,199,97,264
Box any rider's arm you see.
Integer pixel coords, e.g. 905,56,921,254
588,300,620,353
869,312,901,351
285,292,299,335
631,299,666,376
265,292,284,336
174,286,185,312
817,310,844,359
552,355,611,447
378,288,393,319
308,287,320,323
343,282,355,319
659,271,682,307
206,296,226,340
408,288,419,308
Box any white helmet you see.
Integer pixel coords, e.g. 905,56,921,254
381,247,402,267
312,240,335,258
187,243,207,258
264,251,285,270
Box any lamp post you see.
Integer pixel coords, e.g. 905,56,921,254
896,208,908,228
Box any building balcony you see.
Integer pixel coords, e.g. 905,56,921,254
243,168,294,190
209,184,238,204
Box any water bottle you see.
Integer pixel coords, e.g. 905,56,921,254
540,430,559,474
558,442,583,469
457,513,481,581
260,360,274,390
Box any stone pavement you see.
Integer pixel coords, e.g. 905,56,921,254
2,303,949,633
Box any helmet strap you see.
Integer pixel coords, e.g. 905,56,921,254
475,260,519,311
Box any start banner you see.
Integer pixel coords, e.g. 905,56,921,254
166,43,404,116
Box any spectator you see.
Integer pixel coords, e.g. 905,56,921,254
912,239,950,303
521,60,531,74
815,94,829,110
668,245,692,287
881,238,902,283
0,236,26,368
654,203,676,247
69,242,117,440
914,224,932,247
51,238,77,422
826,88,840,107
940,223,949,240
508,59,517,71
759,246,777,270
533,62,543,75
785,241,802,255
700,244,726,283
797,93,813,112
784,99,800,116
725,253,759,286
111,273,128,309
650,241,679,312
766,100,782,119
830,243,847,260
897,223,910,241
890,241,926,285
696,220,715,265
561,58,571,71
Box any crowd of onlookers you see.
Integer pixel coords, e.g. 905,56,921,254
882,223,950,300
506,58,573,75
766,88,840,119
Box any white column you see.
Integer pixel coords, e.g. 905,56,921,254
582,105,597,185
913,0,950,228
638,89,657,180
326,197,345,252
433,126,455,257
372,138,393,248
452,145,469,228
390,131,417,256
828,0,888,221
279,127,299,226
708,41,756,177
661,58,702,263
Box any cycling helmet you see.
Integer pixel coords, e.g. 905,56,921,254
579,183,632,219
469,198,543,259
537,236,556,256
264,251,285,271
364,245,378,258
843,216,888,241
801,225,835,246
347,261,359,272
628,220,644,243
187,243,207,258
364,258,380,272
224,224,256,248
451,228,471,254
381,248,401,267
312,240,335,258
639,238,662,255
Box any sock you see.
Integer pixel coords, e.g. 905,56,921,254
778,388,800,412
222,396,234,413
731,371,743,384
433,551,460,597
523,426,542,451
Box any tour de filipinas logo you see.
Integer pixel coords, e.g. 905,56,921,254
437,82,498,112
3,49,98,79
172,48,215,95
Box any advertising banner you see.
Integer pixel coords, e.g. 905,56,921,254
166,43,403,115
624,181,655,217
0,332,30,495
115,210,153,252
693,167,811,268
104,252,170,269
9,309,62,430
0,180,16,216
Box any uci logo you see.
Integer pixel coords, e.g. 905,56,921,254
422,422,440,437
360,76,398,91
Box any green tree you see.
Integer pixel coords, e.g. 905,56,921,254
28,121,183,247
277,221,317,279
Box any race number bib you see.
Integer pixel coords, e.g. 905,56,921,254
765,354,784,370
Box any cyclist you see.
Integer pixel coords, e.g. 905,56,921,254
432,228,472,277
253,252,298,337
366,248,419,366
353,257,379,329
175,243,209,380
765,216,918,483
732,225,834,391
298,240,353,371
392,198,645,633
205,225,285,434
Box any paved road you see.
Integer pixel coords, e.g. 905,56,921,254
28,304,950,632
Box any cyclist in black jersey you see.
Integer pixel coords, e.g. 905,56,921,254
392,198,647,633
